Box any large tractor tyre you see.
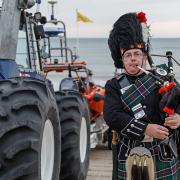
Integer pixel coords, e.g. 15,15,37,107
0,77,61,180
55,91,90,180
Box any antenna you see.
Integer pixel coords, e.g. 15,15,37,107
48,0,58,20
36,0,41,12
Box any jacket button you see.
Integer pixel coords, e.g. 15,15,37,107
143,105,147,109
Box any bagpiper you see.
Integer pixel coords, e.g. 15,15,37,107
103,11,180,180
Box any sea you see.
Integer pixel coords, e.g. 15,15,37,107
16,38,180,89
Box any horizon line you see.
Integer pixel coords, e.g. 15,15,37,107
66,37,180,39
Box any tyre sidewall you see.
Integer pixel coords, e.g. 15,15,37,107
39,106,61,180
78,97,90,178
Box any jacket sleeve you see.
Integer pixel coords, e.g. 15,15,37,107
103,79,148,141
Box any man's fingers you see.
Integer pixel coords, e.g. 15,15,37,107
165,114,179,121
157,128,169,136
156,133,168,140
158,125,169,132
165,116,174,121
165,119,177,123
158,132,168,139
146,124,170,140
164,120,178,127
165,118,177,122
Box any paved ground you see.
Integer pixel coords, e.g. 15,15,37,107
86,145,112,180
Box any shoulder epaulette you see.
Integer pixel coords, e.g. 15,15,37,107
117,73,131,89
115,73,125,80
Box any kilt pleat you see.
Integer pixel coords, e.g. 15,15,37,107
155,158,180,180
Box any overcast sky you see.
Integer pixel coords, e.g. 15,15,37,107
0,0,179,38
33,0,179,38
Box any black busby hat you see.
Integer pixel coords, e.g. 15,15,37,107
108,12,150,68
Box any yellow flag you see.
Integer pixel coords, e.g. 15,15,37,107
77,11,93,23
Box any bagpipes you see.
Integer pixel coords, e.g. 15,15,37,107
151,52,180,155
139,51,180,154
147,51,180,118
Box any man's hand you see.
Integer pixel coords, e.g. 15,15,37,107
145,124,169,140
164,113,180,129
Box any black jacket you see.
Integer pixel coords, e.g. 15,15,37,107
103,73,179,161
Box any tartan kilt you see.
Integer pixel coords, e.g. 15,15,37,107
117,157,180,180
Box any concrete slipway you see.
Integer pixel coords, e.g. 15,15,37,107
86,145,113,180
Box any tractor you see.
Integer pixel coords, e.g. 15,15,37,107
0,0,108,180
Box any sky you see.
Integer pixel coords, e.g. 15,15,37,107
1,0,179,38
33,0,180,38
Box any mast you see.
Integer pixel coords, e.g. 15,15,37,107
48,0,57,20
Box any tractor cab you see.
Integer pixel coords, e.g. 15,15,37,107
16,7,48,80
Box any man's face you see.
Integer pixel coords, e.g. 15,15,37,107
122,49,147,75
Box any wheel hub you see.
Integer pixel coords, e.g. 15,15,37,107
80,117,87,163
41,119,55,180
